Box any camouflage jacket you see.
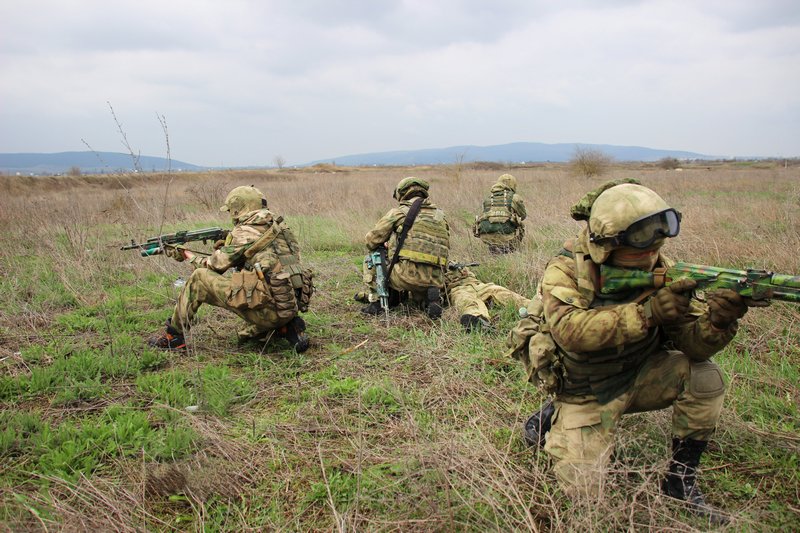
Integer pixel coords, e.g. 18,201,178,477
365,198,450,267
189,209,301,274
541,230,736,402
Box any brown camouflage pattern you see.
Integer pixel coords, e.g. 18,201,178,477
544,350,725,497
363,198,449,301
171,208,305,338
535,231,736,497
445,267,531,321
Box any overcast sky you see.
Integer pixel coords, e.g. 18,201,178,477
1,0,798,166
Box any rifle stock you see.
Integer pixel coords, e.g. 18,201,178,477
366,248,390,312
600,262,800,303
121,227,229,257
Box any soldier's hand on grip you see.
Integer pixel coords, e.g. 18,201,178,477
213,239,226,250
707,289,757,328
645,278,696,326
164,245,186,262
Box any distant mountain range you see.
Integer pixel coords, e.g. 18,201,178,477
0,151,203,175
1,143,718,175
308,142,714,166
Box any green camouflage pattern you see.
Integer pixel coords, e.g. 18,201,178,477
544,350,725,497
528,234,736,497
444,267,531,321
569,178,640,221
363,198,449,302
121,227,229,257
393,176,429,200
474,178,527,246
170,208,307,336
600,262,800,303
365,198,450,268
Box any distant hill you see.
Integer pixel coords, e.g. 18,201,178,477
306,142,715,166
0,151,204,175
1,143,718,175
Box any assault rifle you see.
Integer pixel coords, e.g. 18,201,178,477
121,227,229,257
448,261,480,271
600,262,800,303
365,247,390,312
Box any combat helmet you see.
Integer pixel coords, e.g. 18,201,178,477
220,185,267,222
583,183,681,264
393,177,429,201
496,173,517,191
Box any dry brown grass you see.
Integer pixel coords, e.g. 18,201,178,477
1,163,798,531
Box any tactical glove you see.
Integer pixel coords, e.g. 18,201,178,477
644,278,696,327
706,289,768,328
213,239,226,250
164,245,186,262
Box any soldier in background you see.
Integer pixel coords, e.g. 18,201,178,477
360,177,450,319
473,173,527,254
510,180,764,524
445,263,531,332
150,186,313,352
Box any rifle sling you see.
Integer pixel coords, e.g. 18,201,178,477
243,216,284,260
386,197,424,281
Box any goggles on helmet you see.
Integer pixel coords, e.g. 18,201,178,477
590,208,681,249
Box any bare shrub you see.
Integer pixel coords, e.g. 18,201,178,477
187,180,228,210
569,146,613,177
657,156,681,170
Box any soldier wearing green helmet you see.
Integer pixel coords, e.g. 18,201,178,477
472,173,527,254
149,185,314,353
509,180,766,524
360,177,450,318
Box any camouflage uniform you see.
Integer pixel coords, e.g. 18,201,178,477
155,186,312,351
473,174,527,253
539,231,731,496
510,182,747,521
172,208,309,340
362,178,450,312
445,266,531,328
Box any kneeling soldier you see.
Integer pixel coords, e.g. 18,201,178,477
150,185,313,352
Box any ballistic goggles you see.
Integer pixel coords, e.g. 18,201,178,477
589,208,681,249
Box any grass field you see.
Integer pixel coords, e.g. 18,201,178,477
1,162,798,531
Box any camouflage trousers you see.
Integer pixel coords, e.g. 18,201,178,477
170,268,294,340
362,256,444,306
543,350,726,497
448,281,530,321
478,229,524,253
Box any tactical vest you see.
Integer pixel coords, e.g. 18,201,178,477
395,202,449,267
477,189,518,234
552,242,661,404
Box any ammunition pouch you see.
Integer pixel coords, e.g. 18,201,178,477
295,268,314,312
269,271,299,320
227,270,272,310
506,295,562,394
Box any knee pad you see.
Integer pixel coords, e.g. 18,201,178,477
689,360,725,399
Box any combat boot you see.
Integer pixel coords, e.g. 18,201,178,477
148,319,186,351
353,291,370,303
523,400,554,448
459,314,491,333
661,438,729,525
277,316,309,353
361,301,383,315
426,287,443,319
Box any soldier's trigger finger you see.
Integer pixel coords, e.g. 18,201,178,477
709,289,747,317
743,297,771,308
214,239,226,250
669,278,697,294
